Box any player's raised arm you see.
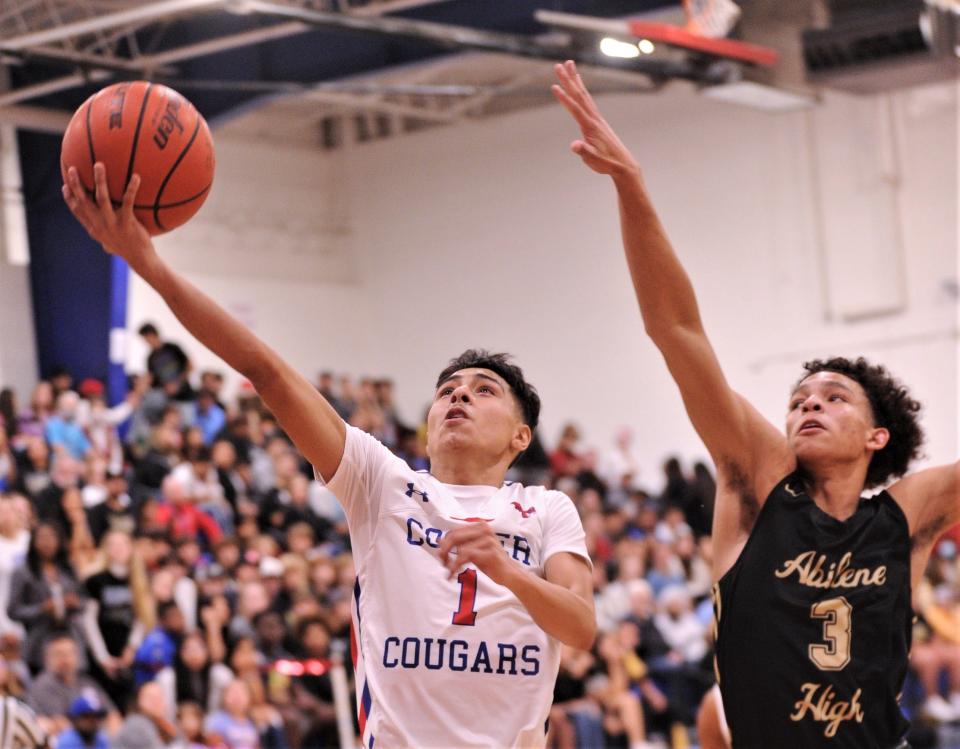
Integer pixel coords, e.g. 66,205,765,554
888,459,959,583
63,163,345,480
552,61,790,489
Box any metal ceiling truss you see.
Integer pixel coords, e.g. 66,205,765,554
0,0,732,136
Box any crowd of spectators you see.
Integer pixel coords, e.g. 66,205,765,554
0,324,956,749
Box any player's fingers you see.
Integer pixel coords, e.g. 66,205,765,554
93,163,113,216
66,167,89,205
121,174,140,215
564,60,602,117
554,63,588,106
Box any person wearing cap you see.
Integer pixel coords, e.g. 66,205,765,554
26,634,120,737
54,696,109,749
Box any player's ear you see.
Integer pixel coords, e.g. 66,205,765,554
866,427,889,452
512,423,532,454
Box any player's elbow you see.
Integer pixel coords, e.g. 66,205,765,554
566,619,597,652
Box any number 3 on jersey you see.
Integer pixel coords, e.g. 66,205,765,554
809,596,852,671
453,568,478,626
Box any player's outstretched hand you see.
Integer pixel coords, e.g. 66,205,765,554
62,163,154,265
439,522,514,587
552,60,639,178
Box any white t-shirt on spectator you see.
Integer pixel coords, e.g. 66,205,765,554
320,425,590,749
0,530,28,638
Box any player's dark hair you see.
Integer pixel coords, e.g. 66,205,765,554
137,322,158,337
436,349,540,430
797,357,924,488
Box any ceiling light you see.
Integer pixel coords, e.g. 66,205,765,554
600,37,640,58
637,39,656,54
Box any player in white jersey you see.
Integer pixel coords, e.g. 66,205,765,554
63,163,597,745
0,697,47,749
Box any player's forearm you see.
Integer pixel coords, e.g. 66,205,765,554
613,170,705,343
131,245,280,388
503,568,596,650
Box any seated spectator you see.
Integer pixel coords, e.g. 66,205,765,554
229,581,272,642
8,523,86,673
212,439,247,514
288,617,338,748
254,610,293,662
193,389,227,446
550,423,584,479
15,437,52,499
0,429,16,493
155,474,223,549
204,678,261,749
594,630,653,749
177,700,209,749
133,600,184,686
85,470,135,544
54,695,110,749
911,566,960,722
26,633,120,737
16,382,54,446
549,644,602,749
132,420,182,495
0,655,28,703
33,454,82,531
112,680,179,749
0,493,30,641
171,445,232,534
45,392,92,460
156,630,233,722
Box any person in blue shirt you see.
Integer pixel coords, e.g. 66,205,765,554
54,695,109,749
44,392,91,460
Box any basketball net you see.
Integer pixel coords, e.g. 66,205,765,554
683,0,741,38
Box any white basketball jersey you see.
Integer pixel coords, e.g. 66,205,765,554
323,425,590,748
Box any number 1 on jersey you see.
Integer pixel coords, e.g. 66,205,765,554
453,568,478,626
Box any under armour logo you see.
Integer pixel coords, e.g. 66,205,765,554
405,483,429,503
511,501,536,519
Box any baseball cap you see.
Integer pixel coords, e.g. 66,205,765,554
68,695,107,719
78,378,105,398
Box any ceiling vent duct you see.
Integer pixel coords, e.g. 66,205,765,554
802,0,959,93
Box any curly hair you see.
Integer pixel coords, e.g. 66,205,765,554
796,357,924,488
435,349,540,430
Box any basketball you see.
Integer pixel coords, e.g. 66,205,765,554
60,81,215,235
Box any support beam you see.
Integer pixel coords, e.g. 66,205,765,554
0,103,70,133
233,0,727,84
0,70,111,107
0,44,176,75
0,0,229,51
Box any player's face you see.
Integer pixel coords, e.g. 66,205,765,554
426,368,530,465
786,372,889,471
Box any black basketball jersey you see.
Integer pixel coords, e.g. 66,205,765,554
714,474,912,748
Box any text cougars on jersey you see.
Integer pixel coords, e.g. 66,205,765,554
383,636,540,676
774,551,886,589
406,517,535,567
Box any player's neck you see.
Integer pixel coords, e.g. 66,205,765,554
430,454,508,487
797,466,868,521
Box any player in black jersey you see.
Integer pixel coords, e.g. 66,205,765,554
554,60,958,748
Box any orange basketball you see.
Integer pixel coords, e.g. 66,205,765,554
60,81,215,235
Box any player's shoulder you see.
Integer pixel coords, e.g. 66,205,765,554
343,424,413,469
